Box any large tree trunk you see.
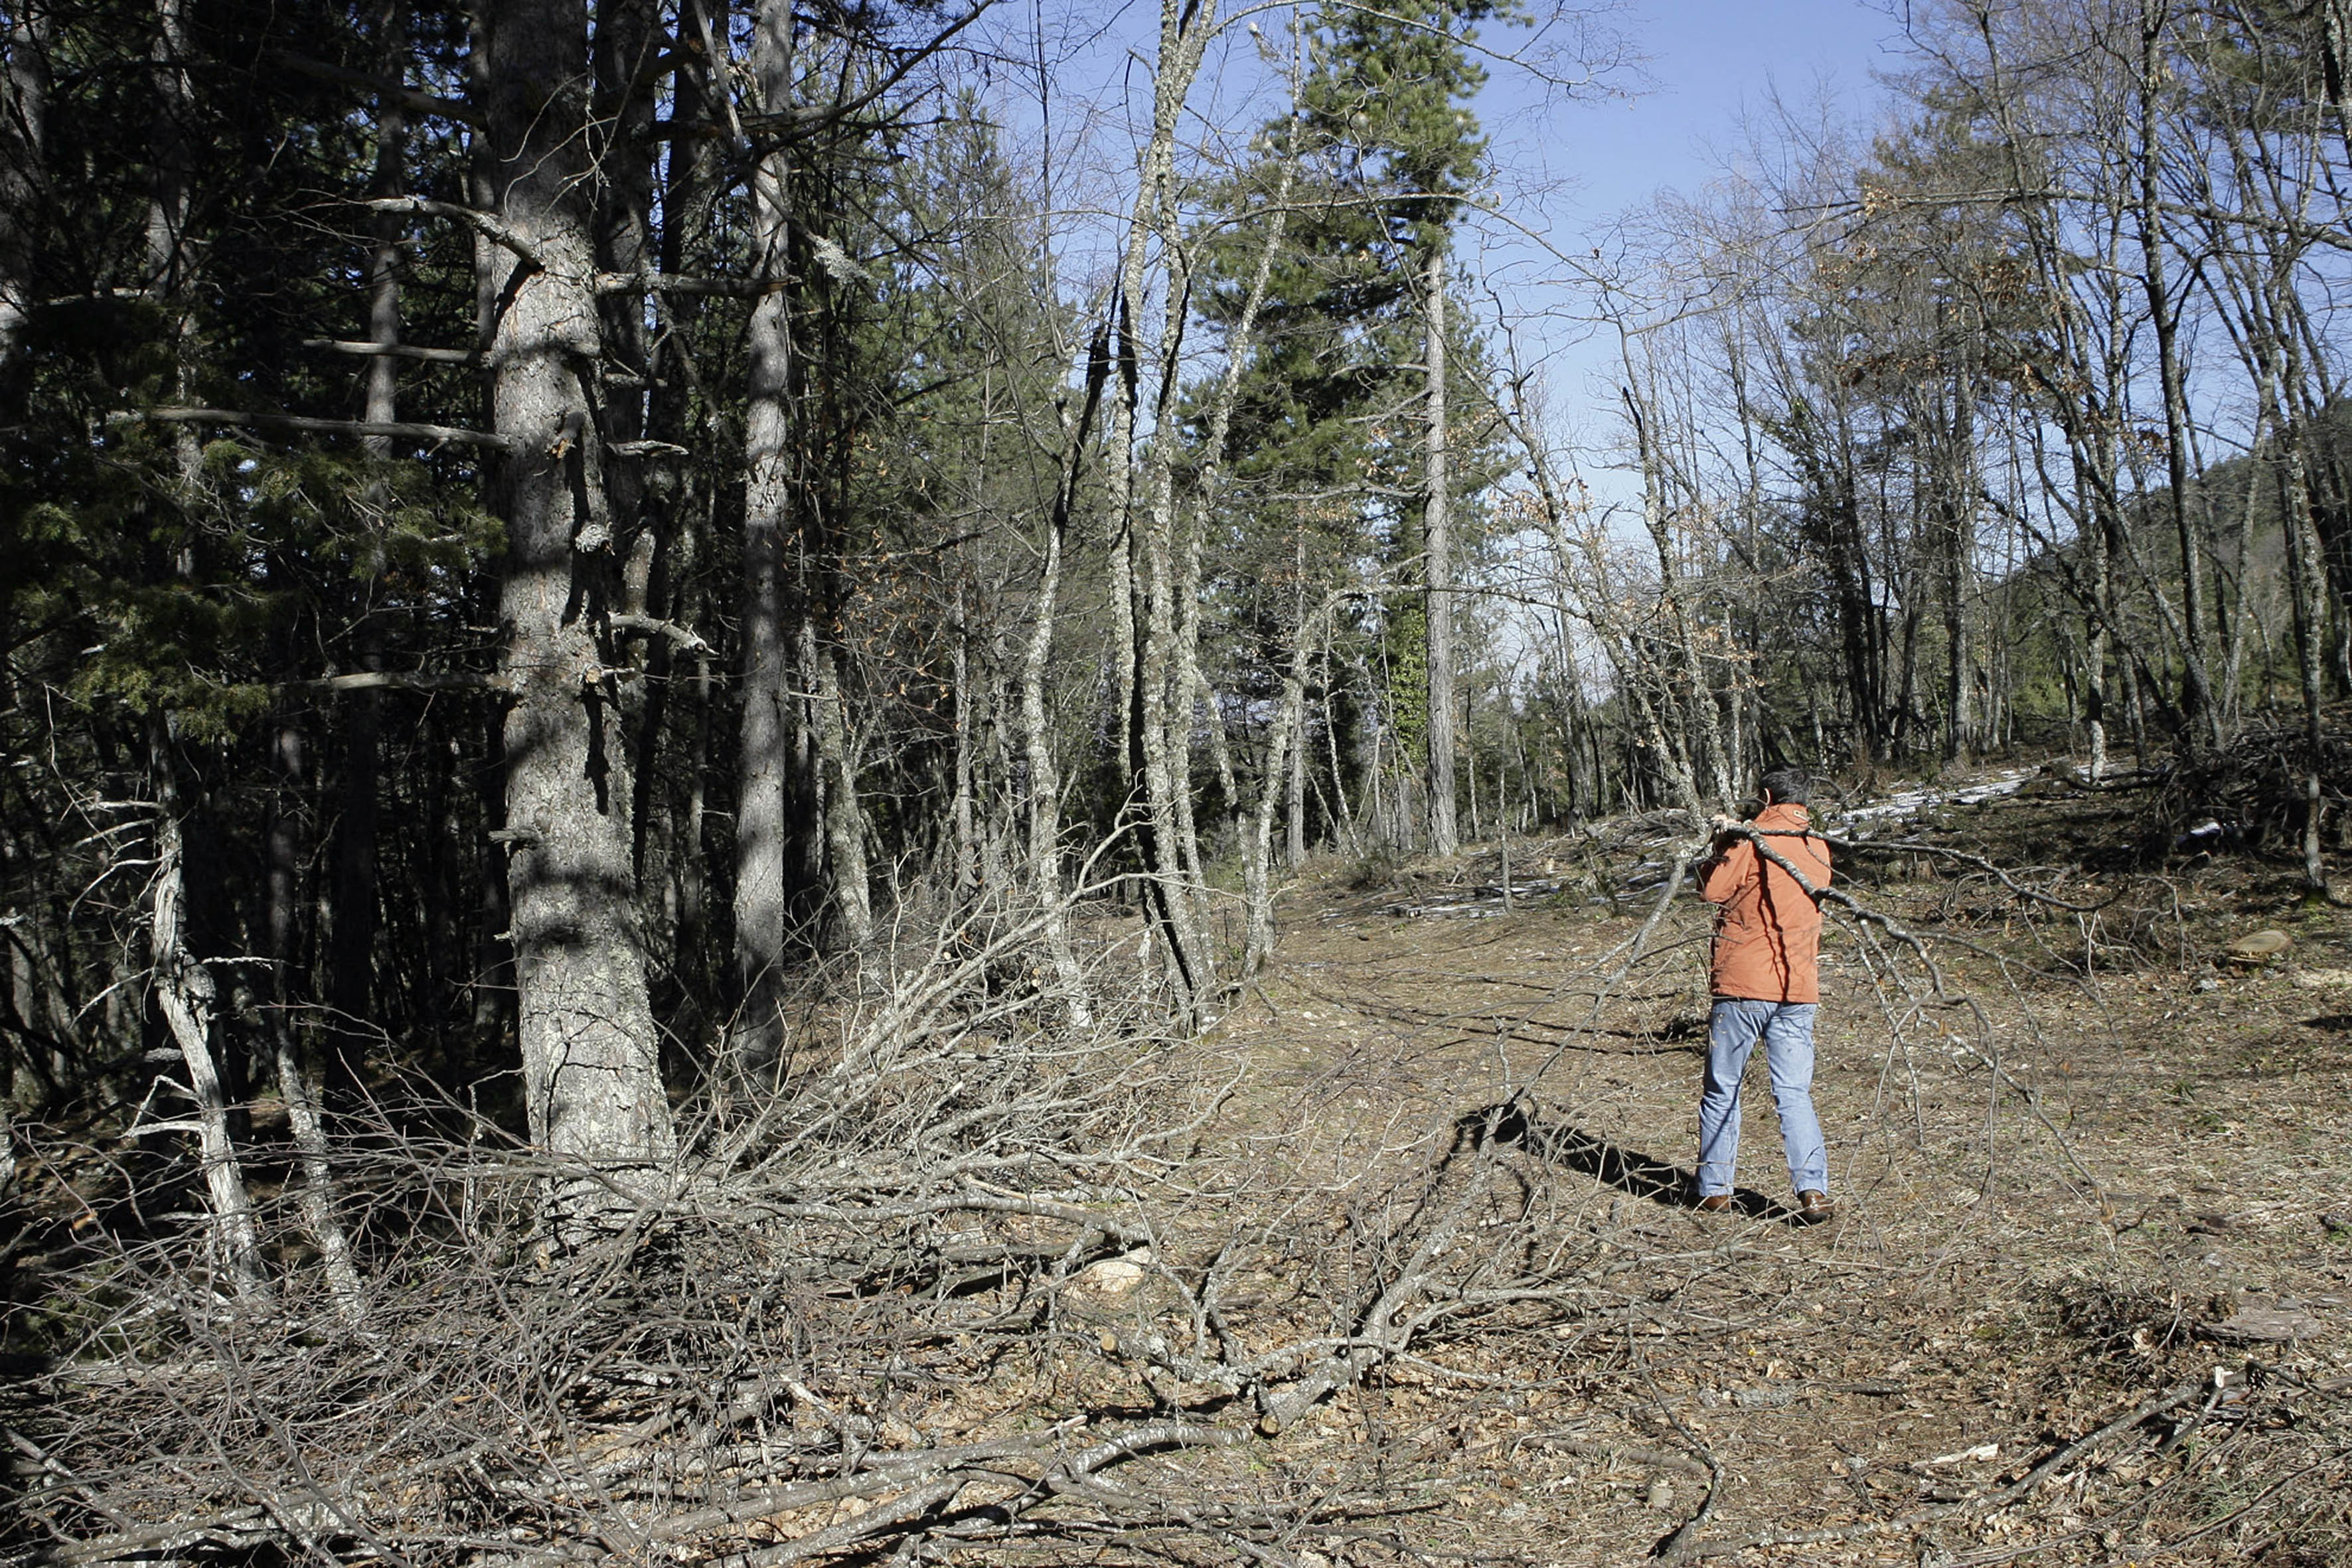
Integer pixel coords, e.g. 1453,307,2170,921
1424,249,1458,856
479,0,674,1216
734,0,796,1066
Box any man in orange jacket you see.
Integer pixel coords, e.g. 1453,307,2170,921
1692,768,1834,1223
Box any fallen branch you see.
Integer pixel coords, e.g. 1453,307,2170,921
111,406,513,449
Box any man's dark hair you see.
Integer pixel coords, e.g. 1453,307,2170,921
1759,768,1812,806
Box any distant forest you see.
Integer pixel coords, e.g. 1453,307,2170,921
1,0,2349,1219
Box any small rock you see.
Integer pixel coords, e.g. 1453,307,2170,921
2225,929,2293,963
2294,967,2352,990
2199,1304,2322,1344
1646,1477,1674,1510
1730,1383,1799,1407
2193,977,2220,993
1071,1257,1148,1297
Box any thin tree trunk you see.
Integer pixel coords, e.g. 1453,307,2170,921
631,1,721,894
2136,6,2221,748
268,720,364,1320
2074,453,2113,780
1243,601,1330,975
330,0,407,1086
1612,388,1710,817
811,633,875,958
1322,647,1360,858
151,776,267,1298
1464,706,1479,842
140,0,266,1285
1021,373,1094,1020
952,593,979,894
1425,249,1458,856
1931,368,1978,767
1178,149,1294,961
1102,0,1219,1018
1287,692,1308,868
2260,356,2335,896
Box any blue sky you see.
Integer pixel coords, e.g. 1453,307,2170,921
1525,0,1903,226
1468,0,1907,442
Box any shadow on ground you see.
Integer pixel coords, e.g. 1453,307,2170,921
1472,1100,1788,1218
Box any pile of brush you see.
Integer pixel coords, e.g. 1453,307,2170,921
2148,716,2352,857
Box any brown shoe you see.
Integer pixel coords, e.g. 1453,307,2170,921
1794,1190,1834,1225
1695,1194,1733,1214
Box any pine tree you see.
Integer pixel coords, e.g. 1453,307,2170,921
1195,0,1508,854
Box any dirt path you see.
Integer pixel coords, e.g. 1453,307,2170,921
1192,779,2352,1565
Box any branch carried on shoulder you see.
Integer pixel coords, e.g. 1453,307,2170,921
1811,830,2118,913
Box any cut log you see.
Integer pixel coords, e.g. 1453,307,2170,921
2198,1304,2321,1344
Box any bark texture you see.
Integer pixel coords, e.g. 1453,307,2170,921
1423,252,1457,857
481,0,675,1202
734,0,797,1065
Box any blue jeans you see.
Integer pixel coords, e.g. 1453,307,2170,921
1697,998,1827,1198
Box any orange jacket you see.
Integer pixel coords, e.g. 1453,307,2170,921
1697,802,1831,1003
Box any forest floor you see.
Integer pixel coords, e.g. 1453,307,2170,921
1172,765,2352,1566
13,764,2352,1568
